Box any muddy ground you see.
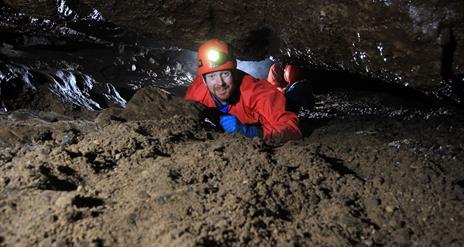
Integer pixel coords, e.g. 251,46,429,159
0,87,463,246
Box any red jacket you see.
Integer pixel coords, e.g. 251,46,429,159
184,70,302,141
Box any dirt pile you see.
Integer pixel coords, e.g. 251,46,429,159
1,87,463,246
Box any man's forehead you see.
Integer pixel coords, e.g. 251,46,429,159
205,70,233,76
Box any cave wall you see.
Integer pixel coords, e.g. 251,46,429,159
2,0,57,17
3,0,463,90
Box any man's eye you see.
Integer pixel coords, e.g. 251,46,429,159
222,71,231,77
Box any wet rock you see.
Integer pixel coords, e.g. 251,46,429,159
70,0,464,91
3,1,463,91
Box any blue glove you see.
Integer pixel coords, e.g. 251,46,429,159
220,115,247,134
219,115,262,138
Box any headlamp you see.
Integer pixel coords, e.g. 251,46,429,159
207,50,220,62
205,49,230,68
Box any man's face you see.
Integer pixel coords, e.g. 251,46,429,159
204,70,235,103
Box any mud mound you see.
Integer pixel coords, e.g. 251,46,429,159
0,109,97,148
118,87,204,122
0,87,203,148
1,88,463,246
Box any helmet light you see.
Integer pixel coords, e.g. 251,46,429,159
207,49,220,62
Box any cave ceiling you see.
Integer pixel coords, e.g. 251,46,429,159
2,0,463,90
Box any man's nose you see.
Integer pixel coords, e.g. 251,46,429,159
217,75,226,85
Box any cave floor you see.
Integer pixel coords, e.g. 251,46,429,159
0,88,463,246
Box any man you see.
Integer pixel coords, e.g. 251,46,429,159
267,63,315,112
267,63,287,91
184,39,302,142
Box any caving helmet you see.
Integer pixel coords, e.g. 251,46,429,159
284,64,302,84
197,39,236,76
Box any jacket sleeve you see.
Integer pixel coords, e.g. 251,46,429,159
251,81,302,142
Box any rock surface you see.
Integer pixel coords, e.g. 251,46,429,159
3,0,464,91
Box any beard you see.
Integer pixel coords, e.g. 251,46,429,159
214,85,232,101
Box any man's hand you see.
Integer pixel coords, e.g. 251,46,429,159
219,115,246,134
219,115,263,138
